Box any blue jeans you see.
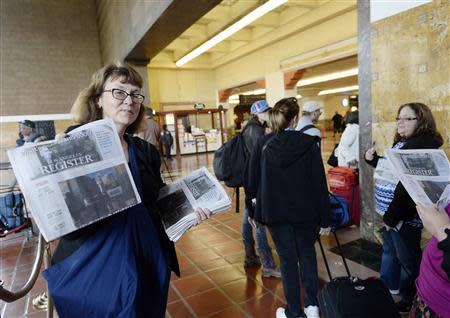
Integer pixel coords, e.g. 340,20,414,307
268,223,318,318
380,223,422,304
242,205,271,254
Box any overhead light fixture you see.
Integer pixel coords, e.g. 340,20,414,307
318,85,359,96
296,94,302,99
296,68,358,87
175,0,288,67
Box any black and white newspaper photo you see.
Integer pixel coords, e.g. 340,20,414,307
7,119,141,241
157,167,231,241
386,149,450,206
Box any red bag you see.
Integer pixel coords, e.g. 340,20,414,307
327,167,360,225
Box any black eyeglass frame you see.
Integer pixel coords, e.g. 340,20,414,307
395,117,417,122
102,88,145,104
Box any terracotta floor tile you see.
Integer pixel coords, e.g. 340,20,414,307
205,265,246,286
167,300,196,318
172,273,215,298
222,278,266,303
3,296,26,317
223,252,245,265
167,285,180,304
206,305,248,318
185,248,221,265
211,240,243,257
185,289,234,317
196,258,230,271
240,292,286,318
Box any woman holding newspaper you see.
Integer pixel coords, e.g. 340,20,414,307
43,62,210,318
365,102,443,314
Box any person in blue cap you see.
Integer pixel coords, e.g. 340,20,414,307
241,100,281,278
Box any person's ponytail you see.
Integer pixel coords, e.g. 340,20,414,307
268,98,300,133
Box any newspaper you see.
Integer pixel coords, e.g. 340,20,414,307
386,149,450,208
7,119,141,241
157,167,231,241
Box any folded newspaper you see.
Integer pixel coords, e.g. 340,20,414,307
157,167,231,241
7,119,141,241
386,149,450,208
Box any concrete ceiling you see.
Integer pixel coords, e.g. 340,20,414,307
148,0,327,68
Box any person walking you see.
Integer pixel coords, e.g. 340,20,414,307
161,124,173,160
247,97,331,318
331,111,343,137
135,107,161,151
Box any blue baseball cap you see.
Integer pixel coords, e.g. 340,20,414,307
250,100,270,114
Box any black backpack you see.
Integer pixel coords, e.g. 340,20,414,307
213,130,248,188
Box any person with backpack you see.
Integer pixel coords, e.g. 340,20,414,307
246,97,331,318
161,124,173,160
295,101,322,138
241,100,281,278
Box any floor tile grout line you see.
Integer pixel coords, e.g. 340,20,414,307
176,248,252,318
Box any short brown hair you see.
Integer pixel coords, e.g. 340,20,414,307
394,102,443,144
71,62,146,134
268,98,299,133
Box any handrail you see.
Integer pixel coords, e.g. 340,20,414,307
0,235,44,302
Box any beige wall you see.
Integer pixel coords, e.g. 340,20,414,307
0,0,102,116
148,68,217,112
371,0,449,156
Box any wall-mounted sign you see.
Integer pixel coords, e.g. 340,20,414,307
194,103,206,110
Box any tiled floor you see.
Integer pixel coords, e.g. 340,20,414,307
1,132,382,318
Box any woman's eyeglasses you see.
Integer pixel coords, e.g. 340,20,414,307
103,88,145,104
396,117,417,123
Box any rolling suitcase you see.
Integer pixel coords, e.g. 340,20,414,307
317,231,400,318
327,167,360,225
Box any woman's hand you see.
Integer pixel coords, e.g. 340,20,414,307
416,204,450,242
319,227,331,235
193,208,211,226
365,142,376,161
55,133,68,141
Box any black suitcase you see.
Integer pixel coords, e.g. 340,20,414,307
317,231,400,318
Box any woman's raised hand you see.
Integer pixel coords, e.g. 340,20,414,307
365,141,376,161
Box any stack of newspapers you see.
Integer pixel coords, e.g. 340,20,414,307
157,167,231,241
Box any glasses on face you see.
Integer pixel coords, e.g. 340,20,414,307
103,88,145,104
396,117,417,123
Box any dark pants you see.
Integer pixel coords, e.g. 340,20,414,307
380,223,422,305
164,143,171,159
268,223,318,318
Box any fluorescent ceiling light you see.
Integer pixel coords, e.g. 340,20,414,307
318,85,359,96
176,0,288,67
296,68,358,87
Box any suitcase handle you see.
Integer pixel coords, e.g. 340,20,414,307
317,229,351,281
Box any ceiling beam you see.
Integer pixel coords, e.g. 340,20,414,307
126,0,222,63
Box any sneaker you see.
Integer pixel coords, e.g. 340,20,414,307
276,307,287,318
395,300,411,314
262,267,282,278
389,289,400,295
304,305,319,318
244,255,261,268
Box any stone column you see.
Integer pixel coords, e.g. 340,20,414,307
358,0,376,242
265,71,285,107
127,59,150,107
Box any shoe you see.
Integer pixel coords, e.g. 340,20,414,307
395,300,411,314
304,305,319,318
244,254,261,268
262,267,282,278
276,307,287,318
389,289,400,295
32,292,48,310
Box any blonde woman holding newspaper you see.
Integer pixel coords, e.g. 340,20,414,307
364,102,443,314
43,62,210,318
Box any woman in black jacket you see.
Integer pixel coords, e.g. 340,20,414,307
246,97,331,318
365,102,443,314
43,62,210,318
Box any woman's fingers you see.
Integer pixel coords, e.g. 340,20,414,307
55,133,68,141
194,208,211,225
